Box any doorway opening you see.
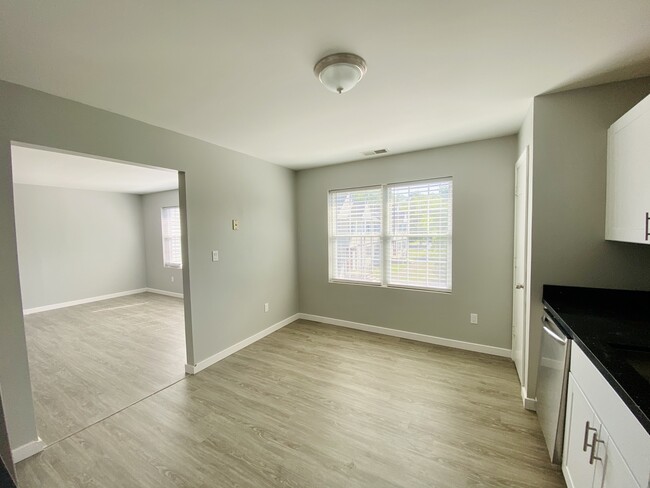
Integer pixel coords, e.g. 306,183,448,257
10,142,192,446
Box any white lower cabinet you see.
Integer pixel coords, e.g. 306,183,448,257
595,424,639,488
563,375,638,488
562,343,650,488
563,375,598,487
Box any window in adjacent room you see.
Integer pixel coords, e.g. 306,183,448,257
328,177,452,292
161,206,182,268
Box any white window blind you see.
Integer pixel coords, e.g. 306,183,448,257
328,178,452,292
161,206,182,268
387,179,452,291
329,187,382,284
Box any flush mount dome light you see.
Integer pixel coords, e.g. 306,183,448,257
314,53,367,94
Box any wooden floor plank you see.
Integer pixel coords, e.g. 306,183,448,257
23,293,187,445
17,319,565,487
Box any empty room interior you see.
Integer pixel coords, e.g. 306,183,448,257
11,144,188,447
0,2,649,488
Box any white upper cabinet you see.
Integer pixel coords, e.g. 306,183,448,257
606,94,650,245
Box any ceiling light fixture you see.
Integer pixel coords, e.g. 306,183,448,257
314,53,367,94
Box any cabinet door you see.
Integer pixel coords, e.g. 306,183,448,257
563,376,597,488
606,94,650,244
593,424,640,488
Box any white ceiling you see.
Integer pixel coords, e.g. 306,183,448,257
1,1,649,170
11,145,179,194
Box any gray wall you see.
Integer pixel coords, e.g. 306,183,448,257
297,136,517,349
13,184,147,309
526,77,650,397
0,80,299,449
142,190,183,294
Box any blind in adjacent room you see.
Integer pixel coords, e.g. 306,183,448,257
161,206,182,268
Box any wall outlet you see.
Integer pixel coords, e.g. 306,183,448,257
212,250,219,262
232,219,239,230
264,302,270,313
470,313,478,325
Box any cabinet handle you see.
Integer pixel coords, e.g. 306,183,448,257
588,432,605,465
645,212,649,241
583,421,597,452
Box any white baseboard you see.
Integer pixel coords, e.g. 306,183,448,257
299,313,512,358
145,288,184,299
521,385,537,411
185,313,300,374
12,437,45,463
23,289,148,315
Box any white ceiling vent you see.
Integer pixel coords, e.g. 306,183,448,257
362,149,389,157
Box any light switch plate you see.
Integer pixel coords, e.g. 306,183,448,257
232,219,239,230
212,250,219,262
470,313,478,325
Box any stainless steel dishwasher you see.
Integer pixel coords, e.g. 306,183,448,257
536,308,571,464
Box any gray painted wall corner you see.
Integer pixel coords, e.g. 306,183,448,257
526,76,650,398
296,136,518,350
0,80,300,450
0,142,39,449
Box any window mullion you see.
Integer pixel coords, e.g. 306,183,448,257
382,184,389,286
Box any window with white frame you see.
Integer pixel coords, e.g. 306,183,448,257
161,206,182,268
328,178,452,292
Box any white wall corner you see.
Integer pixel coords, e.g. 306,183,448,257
185,313,300,375
298,313,512,358
11,437,45,463
521,385,537,411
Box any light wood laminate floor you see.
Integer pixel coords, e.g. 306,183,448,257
18,320,565,488
23,293,186,445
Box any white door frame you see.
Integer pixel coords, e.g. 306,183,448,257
512,146,532,403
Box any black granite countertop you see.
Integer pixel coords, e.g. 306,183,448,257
542,285,650,435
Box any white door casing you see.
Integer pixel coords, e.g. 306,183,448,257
512,147,530,386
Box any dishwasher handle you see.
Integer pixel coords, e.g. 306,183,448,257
542,315,567,345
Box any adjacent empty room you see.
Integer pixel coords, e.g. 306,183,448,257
10,144,189,446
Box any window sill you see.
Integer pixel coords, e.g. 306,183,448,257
328,279,451,295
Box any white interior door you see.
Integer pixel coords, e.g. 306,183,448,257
512,147,530,384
